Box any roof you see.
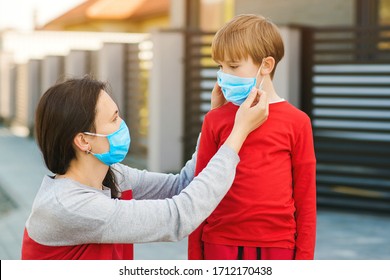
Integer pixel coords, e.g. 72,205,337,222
87,0,169,19
40,0,169,30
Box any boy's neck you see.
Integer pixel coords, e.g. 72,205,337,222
262,79,283,103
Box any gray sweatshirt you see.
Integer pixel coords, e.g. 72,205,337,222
25,144,239,246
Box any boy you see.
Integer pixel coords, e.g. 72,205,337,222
188,14,316,260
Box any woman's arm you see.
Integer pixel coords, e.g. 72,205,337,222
114,146,198,200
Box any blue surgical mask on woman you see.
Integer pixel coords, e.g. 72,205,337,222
217,64,264,106
84,120,131,166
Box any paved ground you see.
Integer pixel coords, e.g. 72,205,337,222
0,125,389,260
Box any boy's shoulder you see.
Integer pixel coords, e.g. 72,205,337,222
205,102,237,120
276,101,311,122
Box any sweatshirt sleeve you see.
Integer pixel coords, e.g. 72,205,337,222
292,118,317,259
113,136,200,200
188,113,219,259
28,144,240,246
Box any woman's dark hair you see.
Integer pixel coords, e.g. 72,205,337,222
35,75,120,198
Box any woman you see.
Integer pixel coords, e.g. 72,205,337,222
21,76,268,259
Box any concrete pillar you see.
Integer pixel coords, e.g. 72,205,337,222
89,50,100,78
26,59,41,130
14,63,28,130
273,27,301,108
148,31,184,172
12,60,41,134
41,56,64,94
64,50,90,78
96,43,125,113
0,53,15,123
170,0,186,28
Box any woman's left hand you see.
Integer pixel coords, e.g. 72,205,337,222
211,82,226,110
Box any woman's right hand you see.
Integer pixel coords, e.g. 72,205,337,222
224,88,269,153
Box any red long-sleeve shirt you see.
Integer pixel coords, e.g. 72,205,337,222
188,101,316,260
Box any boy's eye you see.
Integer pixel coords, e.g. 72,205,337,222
230,65,238,69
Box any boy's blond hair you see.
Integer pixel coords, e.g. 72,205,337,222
211,14,284,78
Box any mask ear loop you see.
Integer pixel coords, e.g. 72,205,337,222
83,132,105,155
255,60,265,90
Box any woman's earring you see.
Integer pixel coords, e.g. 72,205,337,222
86,148,92,154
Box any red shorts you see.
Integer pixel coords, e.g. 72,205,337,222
204,242,295,260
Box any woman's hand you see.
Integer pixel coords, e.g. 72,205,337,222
224,88,269,153
210,82,226,110
235,88,269,135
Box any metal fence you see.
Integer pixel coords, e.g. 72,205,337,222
183,31,216,161
123,40,152,168
301,26,390,212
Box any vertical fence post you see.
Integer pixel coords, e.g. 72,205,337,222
41,56,64,94
14,64,28,130
64,50,90,78
0,53,15,124
273,26,302,108
26,59,41,133
148,30,184,172
299,26,315,116
123,42,151,169
96,43,125,114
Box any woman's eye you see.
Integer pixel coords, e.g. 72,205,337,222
230,65,238,69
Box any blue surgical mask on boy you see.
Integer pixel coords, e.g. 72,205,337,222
84,120,131,166
217,64,264,106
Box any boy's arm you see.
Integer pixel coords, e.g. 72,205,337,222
188,113,219,260
292,118,317,260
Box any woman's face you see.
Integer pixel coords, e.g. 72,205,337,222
87,90,122,154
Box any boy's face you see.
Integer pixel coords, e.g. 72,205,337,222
217,56,260,78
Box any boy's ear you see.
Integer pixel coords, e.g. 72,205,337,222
73,133,91,153
262,57,275,75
